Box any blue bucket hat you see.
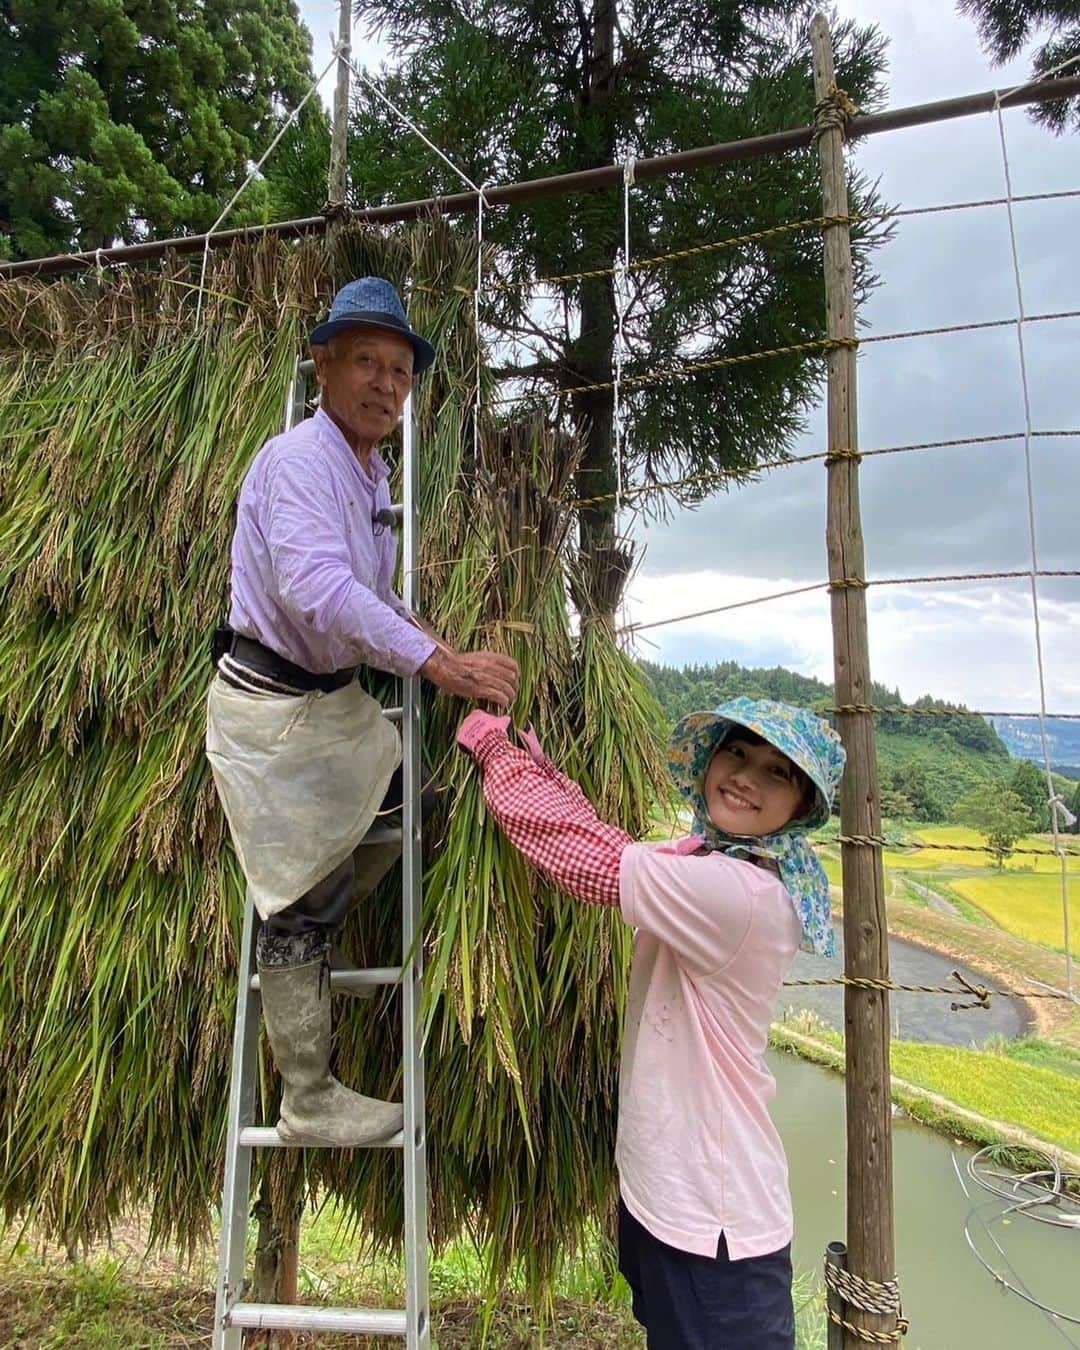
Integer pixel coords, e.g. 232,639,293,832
310,276,436,374
668,697,846,956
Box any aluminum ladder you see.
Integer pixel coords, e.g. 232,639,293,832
212,357,430,1346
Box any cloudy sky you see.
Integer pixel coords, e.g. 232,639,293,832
299,0,1078,714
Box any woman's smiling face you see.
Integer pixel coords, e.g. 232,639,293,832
702,735,807,837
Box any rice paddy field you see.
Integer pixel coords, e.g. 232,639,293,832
816,824,1079,952
888,824,1080,877
891,825,1079,957
784,816,1080,1158
947,872,1080,955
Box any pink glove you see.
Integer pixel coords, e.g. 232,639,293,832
456,710,511,756
514,723,548,765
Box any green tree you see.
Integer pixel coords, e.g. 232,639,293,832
958,0,1080,132
271,1,889,613
1009,756,1050,829
1071,780,1080,834
879,786,915,820
955,785,1036,868
887,758,949,823
0,0,316,259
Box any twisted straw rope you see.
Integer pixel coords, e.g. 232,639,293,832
824,1261,909,1344
478,188,1080,296
782,970,1072,1008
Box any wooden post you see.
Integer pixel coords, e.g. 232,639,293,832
810,15,897,1349
327,0,352,215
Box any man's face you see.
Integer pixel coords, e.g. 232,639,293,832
313,328,415,447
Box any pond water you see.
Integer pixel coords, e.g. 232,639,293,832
772,1050,1080,1350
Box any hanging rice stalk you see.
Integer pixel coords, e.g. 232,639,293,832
0,220,665,1299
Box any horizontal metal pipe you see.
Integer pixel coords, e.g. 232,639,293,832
227,1301,407,1333
237,1126,405,1150
3,73,1079,280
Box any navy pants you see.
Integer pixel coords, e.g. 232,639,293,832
618,1199,795,1350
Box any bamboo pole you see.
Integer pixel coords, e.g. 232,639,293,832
3,73,1080,278
810,15,897,1350
327,0,352,214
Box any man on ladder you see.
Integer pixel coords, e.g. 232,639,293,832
206,276,518,1148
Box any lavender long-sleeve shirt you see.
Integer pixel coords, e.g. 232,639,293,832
228,408,436,677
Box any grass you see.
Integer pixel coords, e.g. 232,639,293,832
772,1015,1080,1153
0,228,670,1293
0,1221,828,1349
0,1248,212,1350
997,1033,1080,1078
888,1041,1080,1151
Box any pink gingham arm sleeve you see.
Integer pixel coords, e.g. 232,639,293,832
468,727,630,908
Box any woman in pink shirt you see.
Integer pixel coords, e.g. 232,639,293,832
457,696,845,1349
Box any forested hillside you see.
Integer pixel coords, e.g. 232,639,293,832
640,660,1020,822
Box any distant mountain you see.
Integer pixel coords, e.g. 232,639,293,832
990,717,1080,779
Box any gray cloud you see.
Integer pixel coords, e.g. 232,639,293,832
632,22,1080,594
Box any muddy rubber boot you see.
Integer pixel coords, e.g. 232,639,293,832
257,958,403,1147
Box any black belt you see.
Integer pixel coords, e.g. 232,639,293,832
212,626,357,695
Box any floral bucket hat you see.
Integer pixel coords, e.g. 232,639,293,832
667,696,846,956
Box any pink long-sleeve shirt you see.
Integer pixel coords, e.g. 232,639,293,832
469,724,802,1260
228,408,436,677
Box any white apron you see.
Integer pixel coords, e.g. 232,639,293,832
205,674,401,919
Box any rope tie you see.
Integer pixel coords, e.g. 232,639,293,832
829,837,1078,859
836,833,886,847
830,576,868,590
824,447,862,464
813,82,858,143
824,1261,908,1344
481,190,1080,298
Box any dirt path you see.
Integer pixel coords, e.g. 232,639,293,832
903,877,961,917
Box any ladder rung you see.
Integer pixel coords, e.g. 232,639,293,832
226,1301,407,1335
239,1126,405,1149
389,501,403,520
250,966,403,993
297,358,315,375
384,705,403,722
361,826,402,845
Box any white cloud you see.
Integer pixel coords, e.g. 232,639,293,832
623,572,1080,712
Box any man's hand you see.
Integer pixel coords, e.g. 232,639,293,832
419,648,520,708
